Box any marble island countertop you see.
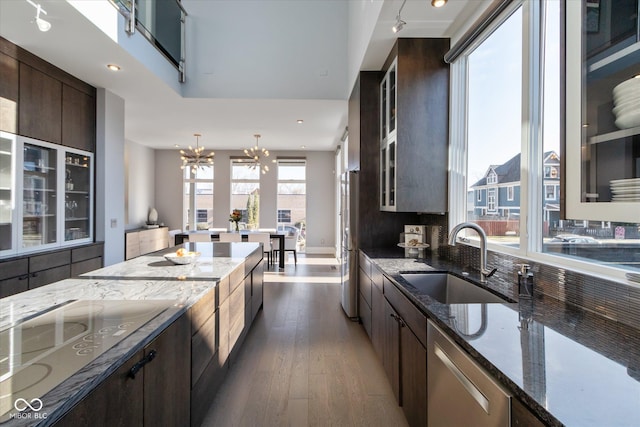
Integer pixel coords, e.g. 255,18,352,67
362,248,640,427
0,242,260,426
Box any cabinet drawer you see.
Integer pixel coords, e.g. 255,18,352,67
228,283,245,328
384,276,427,348
0,276,29,298
71,243,103,263
0,258,28,281
29,264,70,289
229,265,244,294
30,249,70,272
359,251,372,278
359,292,372,339
359,267,372,309
71,257,102,276
190,288,217,335
371,265,384,293
218,275,230,305
191,310,217,387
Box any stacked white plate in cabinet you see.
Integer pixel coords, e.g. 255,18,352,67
610,178,640,202
612,77,640,129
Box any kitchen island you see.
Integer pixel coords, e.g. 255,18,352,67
361,248,640,427
0,242,263,426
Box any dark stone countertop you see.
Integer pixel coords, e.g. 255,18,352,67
362,247,640,427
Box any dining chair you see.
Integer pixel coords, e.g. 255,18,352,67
188,233,212,242
218,232,242,242
247,233,272,267
273,233,297,265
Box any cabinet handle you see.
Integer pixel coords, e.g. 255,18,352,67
30,272,38,278
19,275,29,281
389,313,406,327
128,349,157,379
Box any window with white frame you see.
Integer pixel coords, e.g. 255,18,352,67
277,159,306,250
450,0,640,278
183,166,213,231
507,186,514,201
231,160,260,229
545,185,556,200
460,3,523,247
477,190,482,201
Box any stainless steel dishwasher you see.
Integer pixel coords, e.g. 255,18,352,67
427,320,511,426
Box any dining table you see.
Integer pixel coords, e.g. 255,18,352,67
175,230,286,269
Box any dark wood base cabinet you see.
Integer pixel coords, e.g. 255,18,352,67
0,243,103,298
55,313,190,427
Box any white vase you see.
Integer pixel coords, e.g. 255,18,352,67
148,208,158,224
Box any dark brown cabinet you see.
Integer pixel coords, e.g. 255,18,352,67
0,243,103,297
383,298,401,402
56,313,190,427
0,36,96,153
382,276,428,427
0,51,18,133
19,63,62,144
62,84,95,152
379,38,450,213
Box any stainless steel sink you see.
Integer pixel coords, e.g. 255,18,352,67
400,273,505,304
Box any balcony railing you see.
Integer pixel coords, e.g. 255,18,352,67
110,0,187,82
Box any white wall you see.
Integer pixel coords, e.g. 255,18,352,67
96,89,126,266
154,150,184,231
150,149,336,252
125,140,155,229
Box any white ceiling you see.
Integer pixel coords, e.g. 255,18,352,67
0,0,484,152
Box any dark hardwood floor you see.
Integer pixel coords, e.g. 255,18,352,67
201,254,408,426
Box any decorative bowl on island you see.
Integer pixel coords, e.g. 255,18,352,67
164,249,200,265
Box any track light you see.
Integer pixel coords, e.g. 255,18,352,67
431,0,447,7
392,17,406,33
26,0,51,32
392,0,407,33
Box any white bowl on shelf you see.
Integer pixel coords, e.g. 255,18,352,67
613,92,640,107
613,77,640,98
614,110,640,129
612,97,640,114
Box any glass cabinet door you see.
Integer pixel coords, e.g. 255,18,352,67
22,142,58,248
565,0,640,222
0,132,16,255
64,151,92,242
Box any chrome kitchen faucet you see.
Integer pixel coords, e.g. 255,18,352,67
448,222,497,283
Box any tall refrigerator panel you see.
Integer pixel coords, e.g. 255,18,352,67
340,171,358,319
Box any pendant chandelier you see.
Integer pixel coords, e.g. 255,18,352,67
180,133,214,174
243,134,274,174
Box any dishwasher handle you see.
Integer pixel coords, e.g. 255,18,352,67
434,343,490,414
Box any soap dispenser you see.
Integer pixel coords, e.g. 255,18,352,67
518,264,534,299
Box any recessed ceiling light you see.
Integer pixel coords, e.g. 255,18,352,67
300,145,306,149
174,144,180,148
297,119,304,124
431,0,447,7
107,64,121,71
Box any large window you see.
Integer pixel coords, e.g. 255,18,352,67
464,4,522,247
231,160,260,229
450,0,640,279
277,159,306,251
183,166,213,230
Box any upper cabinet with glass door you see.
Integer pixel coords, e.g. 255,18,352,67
0,134,93,258
0,132,16,257
379,39,449,213
565,0,640,222
380,60,397,211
